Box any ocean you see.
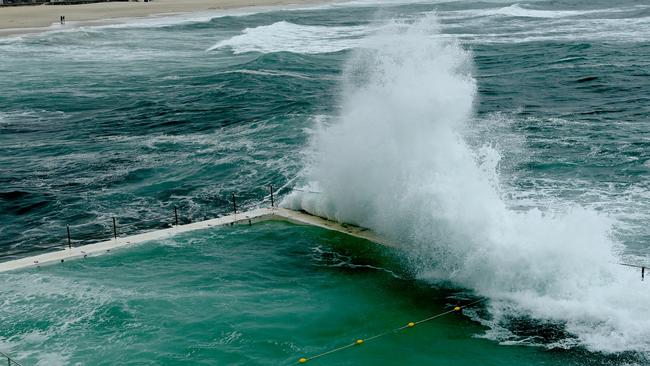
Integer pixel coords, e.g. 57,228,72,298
1,0,649,364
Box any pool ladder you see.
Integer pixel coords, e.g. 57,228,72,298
0,351,23,366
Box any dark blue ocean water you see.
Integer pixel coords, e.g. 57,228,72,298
1,0,649,258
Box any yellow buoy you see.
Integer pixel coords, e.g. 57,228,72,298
299,357,308,363
454,306,461,311
356,339,364,345
407,322,415,328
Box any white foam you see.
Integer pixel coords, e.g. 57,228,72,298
476,4,596,19
438,4,650,44
207,21,370,54
204,5,650,57
283,14,650,354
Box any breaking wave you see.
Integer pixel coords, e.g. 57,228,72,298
207,21,370,54
283,14,650,355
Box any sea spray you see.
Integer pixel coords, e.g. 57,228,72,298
283,14,650,354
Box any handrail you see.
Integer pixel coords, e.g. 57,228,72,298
0,350,24,366
0,186,282,262
620,262,647,281
0,184,648,282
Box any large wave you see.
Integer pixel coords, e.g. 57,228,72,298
283,14,650,355
207,21,369,54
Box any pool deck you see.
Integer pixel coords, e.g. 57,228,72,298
0,207,391,273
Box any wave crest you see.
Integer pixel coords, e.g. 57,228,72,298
283,14,650,355
207,20,369,54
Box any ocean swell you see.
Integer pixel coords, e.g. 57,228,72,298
207,20,370,54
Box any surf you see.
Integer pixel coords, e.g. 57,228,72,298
283,13,650,354
207,20,370,54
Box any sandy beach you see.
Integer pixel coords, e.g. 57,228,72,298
0,0,325,37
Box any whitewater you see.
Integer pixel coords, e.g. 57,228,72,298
284,14,650,354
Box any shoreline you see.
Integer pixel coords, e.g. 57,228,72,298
0,0,330,37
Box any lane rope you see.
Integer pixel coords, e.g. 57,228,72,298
296,298,485,364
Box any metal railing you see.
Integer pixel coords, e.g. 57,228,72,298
0,183,647,282
0,185,284,262
620,262,647,281
0,351,24,366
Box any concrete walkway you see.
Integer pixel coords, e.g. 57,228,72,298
0,207,390,273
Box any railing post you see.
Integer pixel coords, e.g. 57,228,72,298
232,193,237,214
174,206,179,226
269,185,274,208
112,217,117,239
66,225,71,249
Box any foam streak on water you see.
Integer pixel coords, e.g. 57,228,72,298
207,21,370,54
283,14,650,354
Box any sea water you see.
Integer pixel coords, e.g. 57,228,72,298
1,0,649,364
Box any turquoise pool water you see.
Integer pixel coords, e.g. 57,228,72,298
0,222,635,365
